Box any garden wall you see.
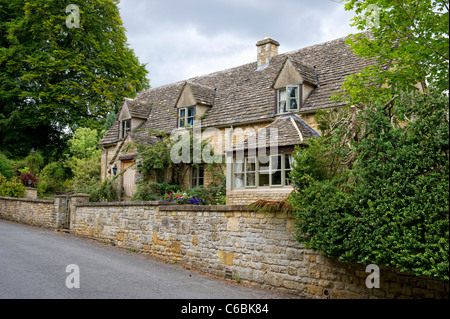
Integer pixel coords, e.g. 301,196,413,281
1,195,448,298
71,201,449,299
0,196,57,229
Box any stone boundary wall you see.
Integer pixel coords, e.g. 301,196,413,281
1,196,448,298
72,201,449,299
0,196,57,229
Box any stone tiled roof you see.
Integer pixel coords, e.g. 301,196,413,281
232,114,321,152
188,82,216,106
99,34,375,146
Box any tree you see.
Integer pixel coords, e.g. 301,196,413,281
290,90,449,279
0,0,149,158
67,127,101,193
323,0,449,171
289,0,449,280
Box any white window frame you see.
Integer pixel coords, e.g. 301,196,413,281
178,106,195,128
121,119,131,139
278,86,299,114
232,153,294,189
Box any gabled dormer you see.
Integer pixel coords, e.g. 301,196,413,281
176,81,216,128
273,57,318,114
117,98,148,139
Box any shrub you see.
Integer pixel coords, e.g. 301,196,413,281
290,92,449,280
132,181,181,201
24,150,44,175
37,161,72,195
0,153,14,179
89,178,120,202
19,172,39,187
70,156,101,193
0,177,26,198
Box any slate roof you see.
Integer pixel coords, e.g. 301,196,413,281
99,34,375,146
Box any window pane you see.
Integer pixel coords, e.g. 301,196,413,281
288,86,298,98
278,88,287,101
234,174,244,188
179,109,186,118
234,160,244,173
271,170,282,186
246,173,256,187
187,117,194,126
259,161,270,173
285,170,292,186
188,106,194,117
246,158,256,172
289,98,298,110
285,154,291,170
279,101,286,114
179,119,185,127
259,172,270,187
271,155,281,170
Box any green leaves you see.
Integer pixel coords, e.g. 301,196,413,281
290,91,449,279
0,0,149,157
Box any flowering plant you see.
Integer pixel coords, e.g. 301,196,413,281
164,192,204,205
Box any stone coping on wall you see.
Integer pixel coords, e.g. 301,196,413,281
0,196,54,204
75,201,253,212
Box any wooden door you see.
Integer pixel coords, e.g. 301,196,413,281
122,161,136,200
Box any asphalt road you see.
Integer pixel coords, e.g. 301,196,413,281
0,219,287,300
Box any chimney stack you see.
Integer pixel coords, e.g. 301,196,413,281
256,37,280,68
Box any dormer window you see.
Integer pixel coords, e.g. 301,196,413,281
278,86,299,114
179,106,194,128
121,119,131,139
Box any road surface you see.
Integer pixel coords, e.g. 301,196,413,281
0,219,287,299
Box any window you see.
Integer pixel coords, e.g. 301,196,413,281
121,119,131,138
278,86,299,114
179,106,194,128
233,154,294,189
191,166,204,187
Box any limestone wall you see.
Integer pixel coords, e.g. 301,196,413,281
0,196,57,229
1,194,448,299
71,202,449,299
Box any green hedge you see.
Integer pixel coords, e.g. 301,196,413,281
290,92,449,280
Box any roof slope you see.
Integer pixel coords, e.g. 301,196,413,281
232,114,321,152
100,34,374,146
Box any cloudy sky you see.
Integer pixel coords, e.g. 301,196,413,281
117,0,358,88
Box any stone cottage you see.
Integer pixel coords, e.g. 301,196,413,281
99,35,374,203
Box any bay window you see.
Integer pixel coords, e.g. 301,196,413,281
233,154,295,189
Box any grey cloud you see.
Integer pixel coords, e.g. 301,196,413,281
118,0,356,87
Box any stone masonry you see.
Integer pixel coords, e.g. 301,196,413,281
1,195,448,299
71,201,449,299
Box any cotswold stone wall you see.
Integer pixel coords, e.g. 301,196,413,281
0,196,57,229
226,188,293,205
1,195,448,299
71,201,449,299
